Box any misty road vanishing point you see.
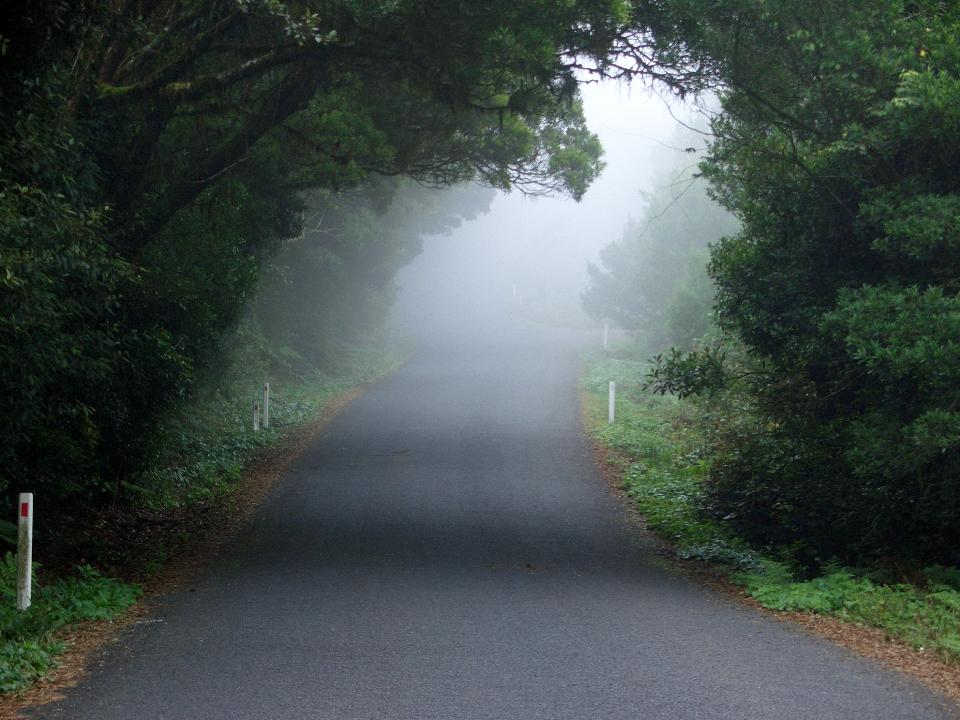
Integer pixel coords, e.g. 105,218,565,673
29,317,954,720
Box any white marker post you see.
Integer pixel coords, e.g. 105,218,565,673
253,401,260,432
603,320,609,350
17,493,33,611
512,284,517,300
608,381,616,424
262,382,270,428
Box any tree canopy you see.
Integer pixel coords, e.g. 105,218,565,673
3,0,959,572
1,0,657,502
650,0,960,568
582,118,739,350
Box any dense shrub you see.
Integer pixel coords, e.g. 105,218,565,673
651,0,960,569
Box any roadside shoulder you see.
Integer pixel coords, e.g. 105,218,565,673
579,356,960,707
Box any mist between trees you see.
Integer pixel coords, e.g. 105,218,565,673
583,113,741,354
586,1,960,574
0,0,621,523
2,0,959,580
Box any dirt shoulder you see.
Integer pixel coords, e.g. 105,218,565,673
0,386,365,720
582,387,960,707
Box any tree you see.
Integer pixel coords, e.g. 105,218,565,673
4,0,685,503
651,0,960,567
582,120,738,351
255,180,495,373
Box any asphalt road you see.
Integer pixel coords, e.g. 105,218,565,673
30,317,956,719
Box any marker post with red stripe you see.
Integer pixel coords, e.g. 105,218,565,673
17,493,32,611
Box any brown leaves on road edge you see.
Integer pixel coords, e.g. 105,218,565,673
0,386,366,720
5,382,958,717
580,386,960,711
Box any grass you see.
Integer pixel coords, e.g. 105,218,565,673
132,346,405,509
737,562,960,661
583,356,762,572
0,342,406,695
0,554,140,693
582,352,960,666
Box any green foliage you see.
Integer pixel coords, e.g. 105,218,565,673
739,564,960,664
0,0,615,511
581,357,650,398
652,0,960,568
583,356,761,573
584,355,960,665
255,181,492,375
582,120,738,352
0,71,136,502
0,640,63,695
135,319,405,509
0,523,15,549
0,554,140,693
666,252,715,349
646,345,729,399
924,566,960,592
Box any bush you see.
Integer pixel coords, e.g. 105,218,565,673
584,355,960,665
739,563,960,663
0,554,139,693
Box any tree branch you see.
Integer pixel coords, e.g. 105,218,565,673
133,9,245,93
100,42,318,105
134,63,322,245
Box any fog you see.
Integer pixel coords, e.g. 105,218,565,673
392,81,695,346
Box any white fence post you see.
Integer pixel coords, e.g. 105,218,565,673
253,401,260,432
603,320,609,350
608,381,616,424
262,382,270,428
17,493,33,611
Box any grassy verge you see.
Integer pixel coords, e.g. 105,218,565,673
0,555,140,692
133,346,405,509
0,344,405,694
582,353,960,666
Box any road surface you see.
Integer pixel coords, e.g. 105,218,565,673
30,317,956,719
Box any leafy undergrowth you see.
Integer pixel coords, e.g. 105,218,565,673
0,345,405,695
583,356,762,573
0,554,140,693
134,347,405,509
583,353,960,666
738,562,960,663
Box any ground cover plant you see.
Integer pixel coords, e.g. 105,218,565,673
0,555,140,693
0,335,403,693
583,354,960,667
133,336,406,510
